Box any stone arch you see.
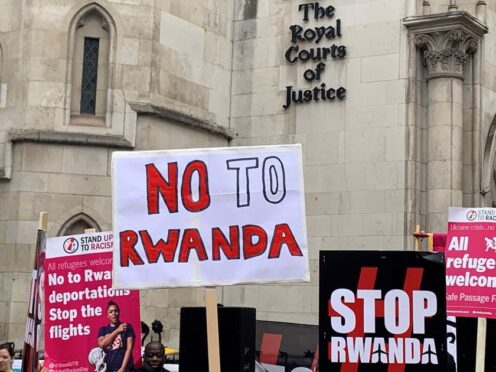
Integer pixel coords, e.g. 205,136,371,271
57,212,102,236
65,2,117,127
0,42,4,107
0,42,3,84
481,114,496,207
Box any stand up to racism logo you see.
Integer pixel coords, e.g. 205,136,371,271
63,237,79,254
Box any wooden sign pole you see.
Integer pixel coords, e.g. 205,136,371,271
39,212,48,231
475,318,487,372
205,287,221,372
21,212,48,372
414,224,420,251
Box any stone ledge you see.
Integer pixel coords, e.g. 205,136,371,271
0,130,133,181
403,11,488,37
7,129,134,149
129,102,234,140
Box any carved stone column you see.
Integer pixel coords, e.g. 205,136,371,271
417,30,475,231
404,13,487,232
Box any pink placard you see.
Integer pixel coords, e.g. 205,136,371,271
446,207,496,318
44,232,141,372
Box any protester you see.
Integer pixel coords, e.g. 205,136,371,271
97,301,135,372
0,343,14,372
138,341,169,372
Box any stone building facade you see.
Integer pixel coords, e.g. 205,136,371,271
0,0,496,351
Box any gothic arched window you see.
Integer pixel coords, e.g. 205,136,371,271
0,43,4,107
58,213,101,236
482,115,496,207
68,4,115,126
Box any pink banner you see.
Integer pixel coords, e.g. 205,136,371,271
446,207,496,318
44,232,141,372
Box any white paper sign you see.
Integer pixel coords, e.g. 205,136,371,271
112,145,309,289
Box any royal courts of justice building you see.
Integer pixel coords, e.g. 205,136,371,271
1,0,496,348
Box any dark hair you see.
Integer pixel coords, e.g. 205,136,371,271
0,342,15,358
106,300,120,312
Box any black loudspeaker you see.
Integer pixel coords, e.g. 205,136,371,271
179,306,256,372
454,317,496,371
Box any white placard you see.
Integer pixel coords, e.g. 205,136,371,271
112,144,309,289
45,231,113,258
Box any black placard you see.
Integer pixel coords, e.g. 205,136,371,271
319,251,447,371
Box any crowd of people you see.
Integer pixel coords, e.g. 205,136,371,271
0,299,171,372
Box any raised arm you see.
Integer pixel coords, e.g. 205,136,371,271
97,323,127,348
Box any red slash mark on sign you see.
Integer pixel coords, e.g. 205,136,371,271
388,268,423,372
328,267,424,372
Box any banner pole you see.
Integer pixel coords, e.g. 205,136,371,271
205,287,221,372
475,318,486,372
414,224,420,251
38,212,48,231
22,212,48,372
428,233,433,252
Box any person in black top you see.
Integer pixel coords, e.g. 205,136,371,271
138,341,169,372
97,301,135,372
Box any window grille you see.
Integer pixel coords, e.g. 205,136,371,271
80,37,99,114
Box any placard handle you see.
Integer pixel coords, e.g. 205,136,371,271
475,318,486,372
205,287,221,372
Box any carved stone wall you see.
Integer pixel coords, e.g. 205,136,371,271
415,30,477,79
404,12,487,231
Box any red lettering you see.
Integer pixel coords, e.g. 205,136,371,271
146,162,178,214
120,230,144,267
181,160,210,212
120,224,299,265
140,229,179,263
212,226,240,260
179,228,208,262
268,223,302,258
243,225,268,259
